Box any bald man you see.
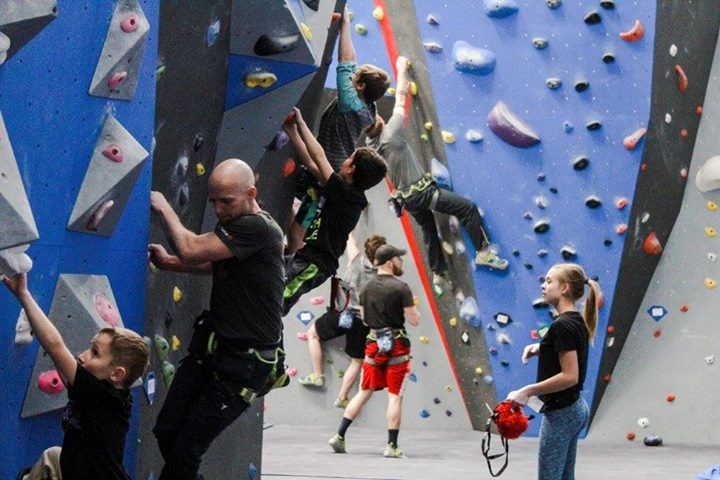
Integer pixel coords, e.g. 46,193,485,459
149,158,285,480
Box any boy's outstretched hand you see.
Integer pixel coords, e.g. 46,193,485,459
2,272,28,298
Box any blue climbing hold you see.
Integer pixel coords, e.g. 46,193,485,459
297,310,315,325
206,19,220,47
460,297,481,328
483,375,494,385
647,305,667,321
452,41,496,75
409,373,418,382
484,0,519,18
248,462,258,479
420,409,431,418
431,157,453,190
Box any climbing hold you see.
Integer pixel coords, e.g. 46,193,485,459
680,129,688,138
267,131,289,151
296,310,314,325
574,80,589,92
584,10,601,24
523,262,533,270
94,293,120,327
173,286,182,302
283,158,296,178
38,370,65,395
102,144,123,162
643,232,662,255
637,417,650,428
121,13,141,33
494,312,512,326
483,0,519,19
523,212,533,220
409,82,418,96
679,304,689,313
248,462,258,480
705,227,716,237
14,309,33,345
709,252,717,262
144,371,156,405
620,20,645,42
244,71,277,88
586,120,602,131
665,113,672,124
426,14,440,25
161,360,175,387
431,157,452,190
563,121,574,133
441,131,456,144
500,360,510,367
206,19,220,46
171,335,181,351
533,38,548,49
423,42,443,54
602,52,615,64
285,367,297,377
108,71,128,90
666,393,676,402
573,156,589,170
532,298,546,309
653,328,662,338
675,65,688,93
546,77,562,90
154,334,170,361
696,156,720,192
254,33,299,56
423,121,434,131
669,44,678,57
452,41,496,75
623,128,647,150
497,333,510,345
616,198,628,209
708,201,718,211
603,239,613,246
644,435,663,447
535,196,547,209
585,195,602,208
441,241,454,255
449,317,458,327
310,296,325,305
465,129,484,143
355,24,368,35
705,355,715,364
475,367,483,375
419,336,430,344
626,432,636,441
600,0,615,9
533,220,550,233
546,0,561,9
433,397,441,405
372,6,384,20
489,347,498,355
296,332,308,341
616,224,628,235
550,187,558,194
537,249,548,257
460,297,481,328
705,278,716,289
409,373,418,382
696,105,704,115
461,331,470,344
603,374,612,383
561,245,577,260
420,409,431,418
483,375,494,385
487,101,541,148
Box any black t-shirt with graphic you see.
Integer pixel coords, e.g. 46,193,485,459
536,311,589,410
61,364,132,480
297,173,368,276
359,274,414,330
212,211,285,346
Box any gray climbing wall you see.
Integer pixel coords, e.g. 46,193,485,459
589,27,720,446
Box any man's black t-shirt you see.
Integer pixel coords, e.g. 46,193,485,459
213,211,285,346
359,274,414,330
298,173,368,276
536,311,589,410
61,364,131,480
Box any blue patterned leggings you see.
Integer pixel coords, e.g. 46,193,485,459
538,397,589,480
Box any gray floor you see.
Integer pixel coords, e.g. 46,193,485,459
262,424,718,479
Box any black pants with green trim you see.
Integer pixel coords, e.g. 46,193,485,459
282,255,330,316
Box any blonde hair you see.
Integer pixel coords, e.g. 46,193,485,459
99,327,150,387
550,263,600,345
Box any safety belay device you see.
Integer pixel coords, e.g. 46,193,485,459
481,401,529,477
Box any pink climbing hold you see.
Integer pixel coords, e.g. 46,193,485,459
616,197,628,209
310,296,325,305
296,331,309,340
86,200,115,231
94,293,120,327
619,19,644,42
616,224,628,235
108,71,128,90
38,370,65,395
102,144,123,163
286,367,298,376
623,128,647,150
674,64,688,93
120,13,140,33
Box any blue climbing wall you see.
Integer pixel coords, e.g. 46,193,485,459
0,1,157,477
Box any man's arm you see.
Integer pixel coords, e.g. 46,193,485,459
393,56,410,118
404,305,420,327
285,108,334,183
148,244,212,274
151,191,233,265
3,274,78,385
338,7,356,63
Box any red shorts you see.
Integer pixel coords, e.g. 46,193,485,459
361,340,411,395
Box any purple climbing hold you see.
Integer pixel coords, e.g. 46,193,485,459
267,131,289,151
484,0,519,18
452,41,496,75
423,41,443,54
487,101,541,148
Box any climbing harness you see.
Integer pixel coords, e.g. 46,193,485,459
390,172,434,200
481,401,529,477
365,328,410,366
330,275,352,313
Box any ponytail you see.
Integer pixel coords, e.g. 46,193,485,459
583,279,600,345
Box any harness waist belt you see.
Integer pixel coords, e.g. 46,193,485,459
364,354,410,366
391,173,434,200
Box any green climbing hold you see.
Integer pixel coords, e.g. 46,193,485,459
161,360,175,387
154,334,169,361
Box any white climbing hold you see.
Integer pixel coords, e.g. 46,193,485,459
696,156,720,192
15,308,33,345
669,44,678,57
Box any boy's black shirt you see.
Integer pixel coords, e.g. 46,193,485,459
61,363,132,480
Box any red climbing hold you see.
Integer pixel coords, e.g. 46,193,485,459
666,393,675,402
332,12,341,22
643,232,663,255
121,13,140,33
653,328,662,338
38,370,65,394
603,374,612,383
680,129,688,138
674,65,688,93
679,304,689,312
102,144,123,163
283,158,296,177
696,105,703,115
108,71,128,90
626,432,636,441
619,19,644,42
607,325,615,334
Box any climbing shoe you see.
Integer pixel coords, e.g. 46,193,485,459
383,443,404,458
298,373,324,387
334,398,349,409
475,249,509,270
328,433,346,453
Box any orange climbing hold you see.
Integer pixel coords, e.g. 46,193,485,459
643,232,662,255
283,158,296,177
619,19,644,42
674,64,688,93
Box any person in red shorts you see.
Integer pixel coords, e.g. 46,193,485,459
328,244,420,458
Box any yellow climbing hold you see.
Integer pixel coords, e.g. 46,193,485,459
300,22,312,41
171,335,181,351
420,133,429,142
355,24,368,35
195,162,206,176
149,262,158,273
173,286,182,302
442,241,454,255
387,87,396,96
245,71,277,88
445,385,452,392
419,336,430,344
705,226,716,238
705,278,717,289
424,121,434,131
413,295,420,306
475,367,483,375
441,131,456,144
372,6,384,20
707,201,718,212
409,81,418,96
449,317,458,327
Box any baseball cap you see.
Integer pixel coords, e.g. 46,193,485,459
374,244,407,265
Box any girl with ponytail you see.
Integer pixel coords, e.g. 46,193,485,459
507,263,600,480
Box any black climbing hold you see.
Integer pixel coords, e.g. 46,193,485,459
537,249,548,257
254,33,300,56
600,0,615,9
591,275,599,282
573,156,589,170
586,121,602,131
584,10,601,24
524,262,533,270
532,298,547,309
422,361,428,367
604,239,613,246
512,249,521,256
602,53,615,64
445,410,452,417
585,195,602,208
537,172,546,181
489,347,498,355
546,0,561,9
643,435,663,446
302,0,319,11
527,414,536,421
433,397,441,404
575,80,590,92
561,245,577,260
549,187,558,194
193,134,204,151
523,211,533,220
534,220,550,233
500,360,510,367
473,378,479,385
